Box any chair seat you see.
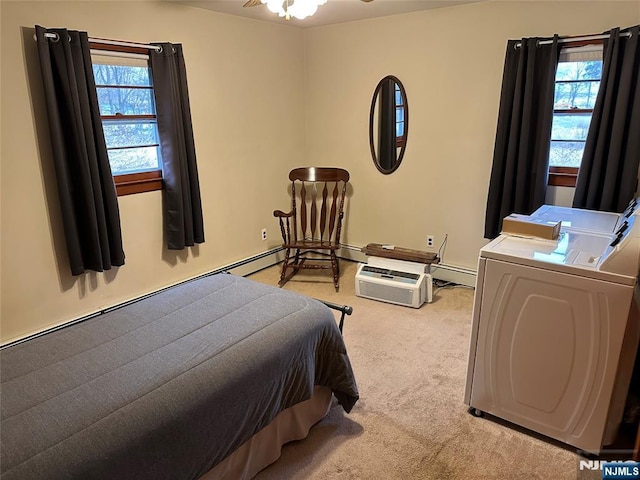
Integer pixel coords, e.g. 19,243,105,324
285,240,340,250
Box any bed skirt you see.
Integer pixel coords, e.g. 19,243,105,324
201,386,332,480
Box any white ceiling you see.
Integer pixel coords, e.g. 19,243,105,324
169,0,483,28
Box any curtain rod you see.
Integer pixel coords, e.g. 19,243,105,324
515,31,632,49
34,32,162,51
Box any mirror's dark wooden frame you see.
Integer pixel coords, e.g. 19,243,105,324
369,75,408,175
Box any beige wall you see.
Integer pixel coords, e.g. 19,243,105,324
303,0,640,268
2,0,639,344
0,1,305,343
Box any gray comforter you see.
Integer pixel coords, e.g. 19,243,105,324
0,274,359,479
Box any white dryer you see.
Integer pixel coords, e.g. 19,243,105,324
464,212,640,454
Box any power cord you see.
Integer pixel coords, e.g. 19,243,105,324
431,233,474,295
437,233,448,261
432,278,474,295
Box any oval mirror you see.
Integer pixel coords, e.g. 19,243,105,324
369,75,408,174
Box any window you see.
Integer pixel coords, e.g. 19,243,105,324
90,44,163,196
548,42,603,187
395,82,405,147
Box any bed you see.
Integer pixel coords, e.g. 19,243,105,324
0,273,359,479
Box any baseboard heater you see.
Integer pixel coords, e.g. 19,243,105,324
355,261,432,308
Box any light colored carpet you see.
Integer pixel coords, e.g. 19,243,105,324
248,261,581,480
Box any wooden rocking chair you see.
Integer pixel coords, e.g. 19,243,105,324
274,167,350,291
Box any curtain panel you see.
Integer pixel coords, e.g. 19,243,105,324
149,43,205,250
573,25,640,213
484,36,560,239
35,25,125,275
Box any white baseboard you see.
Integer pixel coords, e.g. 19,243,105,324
3,245,475,349
223,247,285,276
1,248,287,349
219,244,477,287
427,263,477,287
338,244,368,263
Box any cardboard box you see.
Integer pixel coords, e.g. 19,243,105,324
501,213,561,240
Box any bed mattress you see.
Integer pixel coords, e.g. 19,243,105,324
0,273,359,479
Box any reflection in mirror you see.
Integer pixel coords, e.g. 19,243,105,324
369,75,408,174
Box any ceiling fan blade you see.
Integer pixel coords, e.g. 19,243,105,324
243,0,263,7
360,0,374,2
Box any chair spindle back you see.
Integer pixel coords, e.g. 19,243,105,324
289,167,349,245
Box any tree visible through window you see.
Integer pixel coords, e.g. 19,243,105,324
91,46,163,196
548,43,603,187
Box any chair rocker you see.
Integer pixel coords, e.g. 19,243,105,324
274,167,350,291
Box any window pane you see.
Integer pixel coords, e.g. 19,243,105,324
556,60,602,81
93,64,151,86
396,122,404,137
551,113,592,141
96,87,155,116
107,146,161,175
547,56,601,178
396,107,404,123
554,81,600,109
549,140,585,168
103,120,159,148
91,52,163,193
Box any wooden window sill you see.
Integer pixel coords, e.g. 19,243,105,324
114,170,163,196
548,167,577,188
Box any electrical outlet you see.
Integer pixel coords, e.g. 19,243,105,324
427,235,434,248
261,228,267,241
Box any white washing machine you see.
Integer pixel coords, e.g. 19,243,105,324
464,209,640,454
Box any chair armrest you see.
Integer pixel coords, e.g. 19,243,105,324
274,210,293,244
273,210,293,218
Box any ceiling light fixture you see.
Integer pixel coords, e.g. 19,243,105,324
261,0,327,20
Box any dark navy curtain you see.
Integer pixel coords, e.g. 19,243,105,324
484,36,560,239
573,25,640,212
35,25,125,275
150,43,204,250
